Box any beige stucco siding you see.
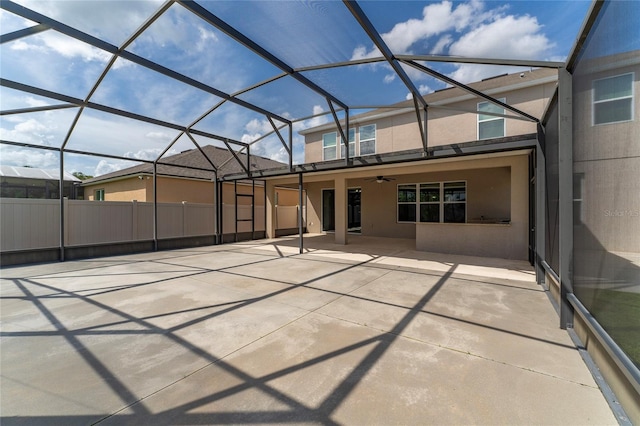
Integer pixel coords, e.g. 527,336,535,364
85,178,271,206
573,61,640,253
84,179,147,202
302,181,329,234
349,166,512,239
222,182,265,206
573,63,639,166
153,177,214,203
303,80,556,163
272,152,530,259
274,187,301,206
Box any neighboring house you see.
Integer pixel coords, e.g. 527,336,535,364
265,69,559,261
572,50,640,256
82,145,304,237
571,50,640,304
82,144,285,203
0,165,81,199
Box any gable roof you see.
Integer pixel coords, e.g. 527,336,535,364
82,145,286,185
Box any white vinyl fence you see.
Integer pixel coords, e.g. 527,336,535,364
0,199,304,252
0,199,222,251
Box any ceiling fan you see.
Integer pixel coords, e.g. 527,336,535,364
365,175,395,184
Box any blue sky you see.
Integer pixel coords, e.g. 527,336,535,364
0,0,592,176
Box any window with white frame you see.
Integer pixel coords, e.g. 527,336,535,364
443,181,466,223
340,128,356,159
397,184,417,222
593,73,634,125
322,132,337,161
359,124,376,155
419,183,440,222
398,182,466,223
478,99,505,140
95,188,105,201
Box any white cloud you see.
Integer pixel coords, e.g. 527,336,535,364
0,110,73,146
0,8,37,33
94,159,128,176
449,14,553,59
350,0,554,86
245,118,273,135
384,74,396,84
300,105,330,130
0,147,58,169
449,14,554,82
351,45,381,61
405,84,433,100
25,97,52,108
8,39,42,52
14,118,47,134
10,31,112,64
90,147,179,176
145,131,173,141
431,35,453,55
246,105,329,165
241,133,261,144
44,32,112,62
351,0,487,60
14,0,165,46
196,26,219,51
124,148,162,161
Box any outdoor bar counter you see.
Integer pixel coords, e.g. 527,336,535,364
415,219,528,260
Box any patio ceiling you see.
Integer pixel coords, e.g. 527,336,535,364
0,0,568,180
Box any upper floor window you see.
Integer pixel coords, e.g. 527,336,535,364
593,73,634,125
478,99,505,140
95,189,105,201
359,124,376,155
322,132,337,161
340,128,356,159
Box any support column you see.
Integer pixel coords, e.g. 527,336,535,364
334,176,348,245
511,155,529,261
298,173,304,254
535,124,546,285
558,68,574,329
265,180,277,239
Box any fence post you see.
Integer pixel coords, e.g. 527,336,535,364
132,200,138,240
63,197,70,252
182,201,188,237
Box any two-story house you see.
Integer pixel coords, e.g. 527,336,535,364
264,68,558,261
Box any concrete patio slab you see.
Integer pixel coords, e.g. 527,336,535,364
0,235,617,425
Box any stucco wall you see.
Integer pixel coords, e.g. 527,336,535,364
281,152,530,260
84,178,147,202
573,61,640,253
303,80,555,163
416,156,529,260
84,176,214,203
302,181,329,234
351,166,513,240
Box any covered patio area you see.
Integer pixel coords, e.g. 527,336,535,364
1,235,615,425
